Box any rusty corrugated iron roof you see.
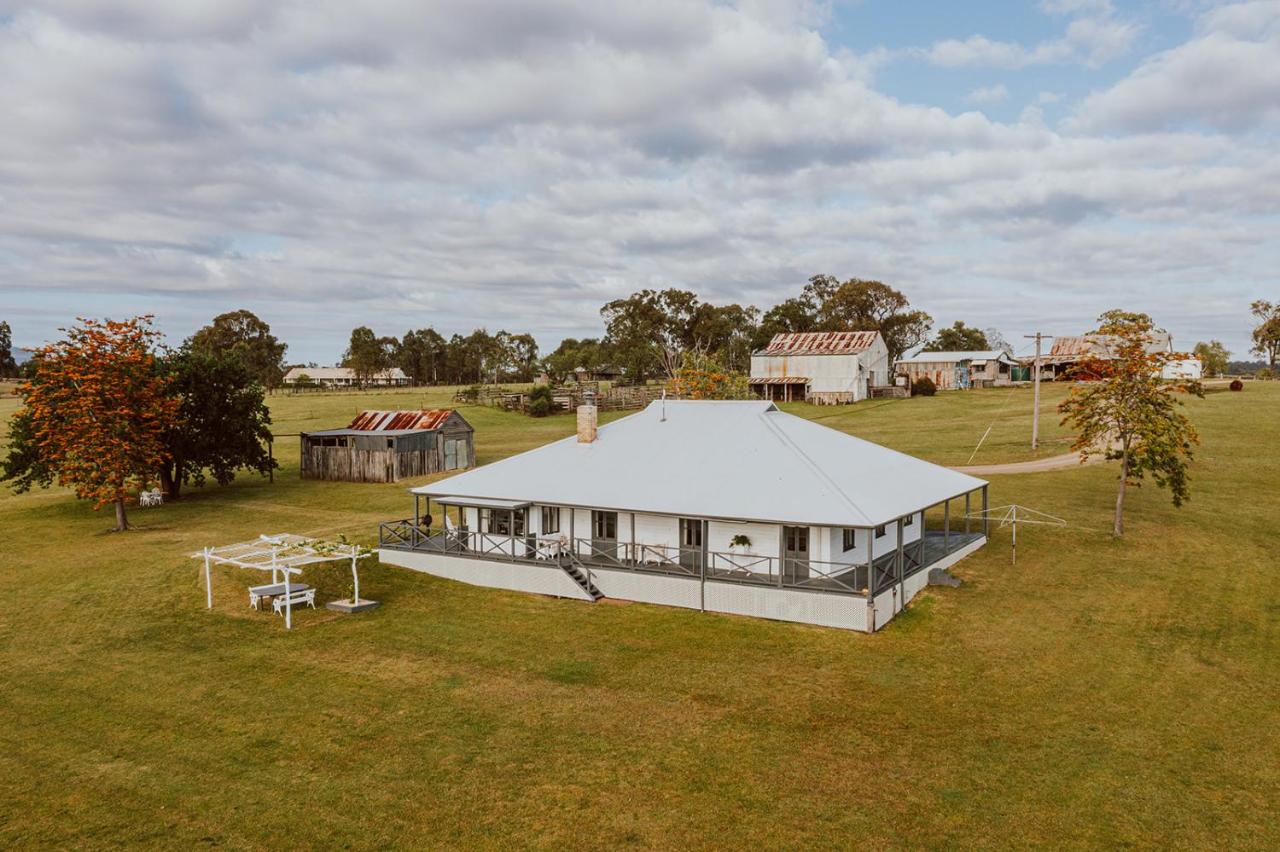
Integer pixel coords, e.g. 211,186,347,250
747,376,811,384
759,331,881,355
1046,332,1172,363
346,409,455,432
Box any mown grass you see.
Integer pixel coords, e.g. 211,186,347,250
1,383,1278,848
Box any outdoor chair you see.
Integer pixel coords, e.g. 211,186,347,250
271,587,317,616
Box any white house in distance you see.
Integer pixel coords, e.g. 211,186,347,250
283,366,410,388
378,399,989,632
749,331,891,404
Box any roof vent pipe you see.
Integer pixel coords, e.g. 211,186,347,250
577,391,598,444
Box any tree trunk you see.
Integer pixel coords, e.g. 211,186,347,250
160,463,181,501
113,498,130,532
1113,449,1128,538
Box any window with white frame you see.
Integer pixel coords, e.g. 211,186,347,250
842,528,856,551
874,524,887,539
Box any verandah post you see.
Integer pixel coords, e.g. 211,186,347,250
965,492,971,534
982,486,989,537
944,499,950,551
896,518,905,606
917,514,925,570
866,528,873,594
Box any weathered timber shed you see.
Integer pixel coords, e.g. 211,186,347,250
749,331,891,404
301,409,474,483
895,350,1020,390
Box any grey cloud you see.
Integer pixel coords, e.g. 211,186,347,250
0,0,1275,361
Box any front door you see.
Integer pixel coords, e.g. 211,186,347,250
782,525,810,582
591,510,618,563
679,518,704,572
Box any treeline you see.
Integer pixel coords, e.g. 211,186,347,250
337,275,939,386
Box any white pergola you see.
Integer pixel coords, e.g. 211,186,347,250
192,533,368,629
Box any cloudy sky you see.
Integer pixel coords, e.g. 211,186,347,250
1,0,1277,362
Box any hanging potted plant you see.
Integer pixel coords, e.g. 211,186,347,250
729,534,752,554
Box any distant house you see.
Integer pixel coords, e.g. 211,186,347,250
748,331,891,404
572,365,623,383
378,399,988,632
301,409,473,482
283,366,410,388
895,350,1020,390
1034,332,1175,380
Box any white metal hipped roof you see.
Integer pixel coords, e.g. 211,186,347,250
413,401,986,528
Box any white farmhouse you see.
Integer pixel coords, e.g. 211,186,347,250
378,399,989,632
749,331,891,404
282,366,409,388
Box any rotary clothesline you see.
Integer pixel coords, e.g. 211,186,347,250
965,505,1067,564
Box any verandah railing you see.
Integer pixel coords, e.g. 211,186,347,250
377,522,883,596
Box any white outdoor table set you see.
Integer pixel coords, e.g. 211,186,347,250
192,533,367,629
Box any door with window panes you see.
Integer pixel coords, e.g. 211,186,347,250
591,511,618,563
782,525,810,581
678,518,705,572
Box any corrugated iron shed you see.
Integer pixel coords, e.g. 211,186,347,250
759,331,880,355
347,410,457,432
1046,332,1172,363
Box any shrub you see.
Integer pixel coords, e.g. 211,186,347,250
1229,379,1244,391
912,376,937,397
1258,367,1273,380
527,384,555,417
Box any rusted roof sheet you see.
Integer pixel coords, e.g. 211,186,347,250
758,331,881,355
1046,332,1172,363
346,409,455,432
747,376,811,384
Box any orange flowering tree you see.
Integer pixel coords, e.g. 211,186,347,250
1058,311,1202,537
12,317,177,531
669,357,750,400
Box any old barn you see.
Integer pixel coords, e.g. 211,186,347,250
301,410,474,483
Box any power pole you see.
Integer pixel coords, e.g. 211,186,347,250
1023,332,1056,450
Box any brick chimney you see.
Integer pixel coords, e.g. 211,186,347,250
576,392,598,444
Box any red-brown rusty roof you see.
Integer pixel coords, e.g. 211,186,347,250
747,376,811,384
346,409,455,432
1046,331,1172,362
759,331,880,355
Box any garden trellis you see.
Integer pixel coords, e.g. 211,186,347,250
192,533,371,629
965,505,1067,564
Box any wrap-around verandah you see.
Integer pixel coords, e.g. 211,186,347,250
378,485,989,601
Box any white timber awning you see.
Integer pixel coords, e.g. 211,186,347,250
191,533,368,629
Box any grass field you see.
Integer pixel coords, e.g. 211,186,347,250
2,383,1279,848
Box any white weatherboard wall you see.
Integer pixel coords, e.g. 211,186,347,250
378,549,593,601
706,520,779,559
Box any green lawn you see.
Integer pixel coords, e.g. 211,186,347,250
2,384,1278,848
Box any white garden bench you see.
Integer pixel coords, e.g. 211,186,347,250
272,587,317,616
249,582,311,611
